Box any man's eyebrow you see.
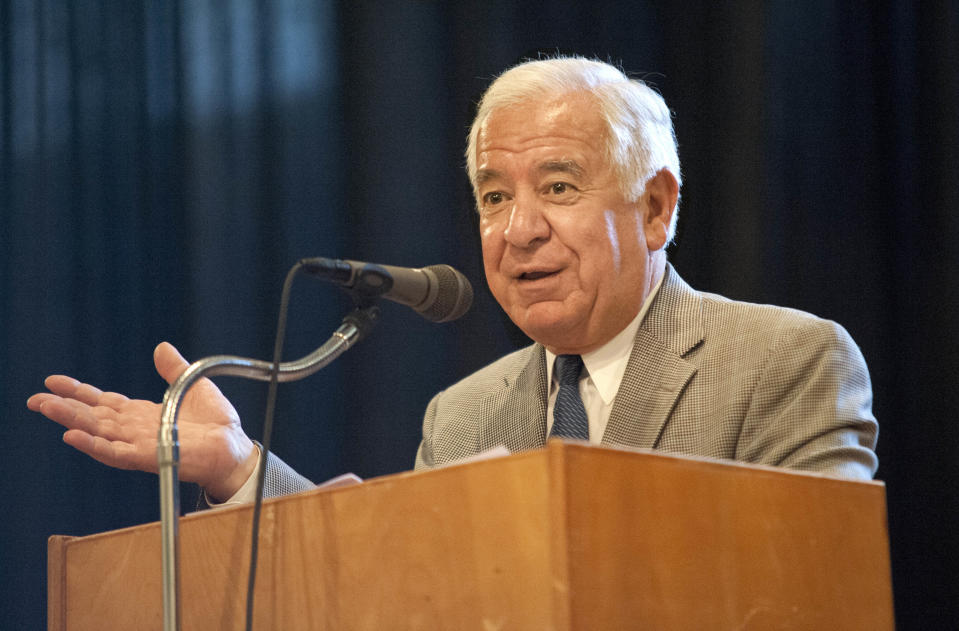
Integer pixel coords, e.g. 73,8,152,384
538,160,585,178
475,169,503,186
475,161,585,186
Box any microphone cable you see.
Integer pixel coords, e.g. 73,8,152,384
245,260,302,631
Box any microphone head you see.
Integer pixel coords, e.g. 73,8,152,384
418,265,474,322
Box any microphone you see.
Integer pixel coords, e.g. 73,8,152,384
300,257,474,322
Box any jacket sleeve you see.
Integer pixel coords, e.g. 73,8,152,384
735,318,879,479
413,393,439,471
195,442,315,510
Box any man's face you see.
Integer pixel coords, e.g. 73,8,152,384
475,93,671,354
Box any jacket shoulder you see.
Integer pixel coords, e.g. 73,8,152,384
697,289,857,349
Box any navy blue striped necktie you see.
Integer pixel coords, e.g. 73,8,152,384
550,354,589,440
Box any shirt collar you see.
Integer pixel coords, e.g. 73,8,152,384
545,274,665,403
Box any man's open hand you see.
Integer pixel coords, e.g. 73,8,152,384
27,342,258,502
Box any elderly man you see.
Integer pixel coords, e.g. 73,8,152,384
415,57,877,478
27,58,877,506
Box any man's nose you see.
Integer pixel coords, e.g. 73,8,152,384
503,194,550,248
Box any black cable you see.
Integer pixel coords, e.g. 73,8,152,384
244,260,303,631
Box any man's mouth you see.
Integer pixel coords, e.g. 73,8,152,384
519,270,557,281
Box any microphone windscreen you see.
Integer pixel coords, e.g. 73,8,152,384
419,265,473,322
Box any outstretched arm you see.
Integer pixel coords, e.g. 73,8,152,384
27,341,258,502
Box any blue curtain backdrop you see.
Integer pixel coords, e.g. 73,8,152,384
2,1,957,628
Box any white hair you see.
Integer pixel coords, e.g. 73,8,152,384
466,57,682,242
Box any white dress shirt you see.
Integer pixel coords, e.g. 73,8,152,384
544,276,663,443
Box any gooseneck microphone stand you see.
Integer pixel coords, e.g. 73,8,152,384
156,306,378,631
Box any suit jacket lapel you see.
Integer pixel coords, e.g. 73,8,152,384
479,344,549,452
602,265,704,449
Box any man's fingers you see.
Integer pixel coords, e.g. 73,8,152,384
43,375,80,392
98,391,131,408
33,396,101,435
44,375,94,400
26,392,53,412
43,375,130,408
154,342,190,385
28,393,88,418
62,431,157,473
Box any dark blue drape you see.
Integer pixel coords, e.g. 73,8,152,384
2,1,956,628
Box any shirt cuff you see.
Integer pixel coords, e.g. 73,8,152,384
203,444,262,508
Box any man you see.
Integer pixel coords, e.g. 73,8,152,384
26,58,878,506
414,57,877,478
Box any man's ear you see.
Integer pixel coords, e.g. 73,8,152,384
642,169,679,251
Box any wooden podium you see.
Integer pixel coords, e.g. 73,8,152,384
48,442,893,630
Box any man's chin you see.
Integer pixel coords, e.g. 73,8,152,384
513,307,585,350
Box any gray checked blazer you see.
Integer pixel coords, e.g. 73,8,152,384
254,263,878,501
412,264,878,479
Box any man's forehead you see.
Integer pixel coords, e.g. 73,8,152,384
476,98,605,167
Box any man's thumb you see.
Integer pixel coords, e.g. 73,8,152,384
154,342,190,385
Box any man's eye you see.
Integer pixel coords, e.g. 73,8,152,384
549,182,570,195
484,191,505,205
